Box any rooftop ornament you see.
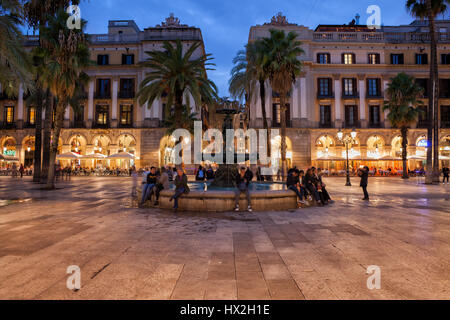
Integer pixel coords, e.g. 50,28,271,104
156,13,188,28
265,12,297,26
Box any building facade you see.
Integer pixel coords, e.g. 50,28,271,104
0,14,204,169
1,13,450,171
248,13,450,171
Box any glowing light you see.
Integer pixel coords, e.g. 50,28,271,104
351,129,357,139
337,130,343,140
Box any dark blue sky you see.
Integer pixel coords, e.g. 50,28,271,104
75,0,443,96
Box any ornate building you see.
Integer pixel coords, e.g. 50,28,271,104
248,14,450,171
0,15,205,169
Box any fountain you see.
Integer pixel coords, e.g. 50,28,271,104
154,100,300,212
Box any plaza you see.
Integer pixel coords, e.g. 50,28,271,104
0,176,448,300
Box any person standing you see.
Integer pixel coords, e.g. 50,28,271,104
359,166,370,201
170,164,190,212
154,167,170,205
234,167,253,212
443,166,449,184
19,164,24,179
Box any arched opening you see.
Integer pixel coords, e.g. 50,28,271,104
367,135,384,159
69,134,87,155
391,136,403,158
92,135,111,156
118,134,136,155
23,136,35,167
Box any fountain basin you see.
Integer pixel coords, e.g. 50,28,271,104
155,182,298,212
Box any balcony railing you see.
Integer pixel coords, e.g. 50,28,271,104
442,121,450,128
319,122,333,128
73,120,85,128
92,122,110,129
119,91,135,99
343,121,359,129
317,92,334,99
312,31,450,44
366,92,383,99
95,91,111,99
439,91,450,99
342,92,359,99
368,122,383,128
1,122,16,129
417,120,428,128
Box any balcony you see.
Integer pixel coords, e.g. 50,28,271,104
366,92,383,99
343,121,359,129
319,122,333,128
439,91,450,99
417,120,428,128
1,122,16,129
92,122,110,129
442,121,450,128
342,92,359,99
317,92,334,99
368,122,383,128
119,91,135,99
73,120,85,128
24,122,36,129
95,91,111,99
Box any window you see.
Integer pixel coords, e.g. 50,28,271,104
272,103,290,127
345,105,358,127
441,106,450,128
441,53,450,64
367,78,381,97
317,53,330,64
368,53,380,64
95,105,109,127
417,105,428,128
369,105,380,127
4,106,14,124
97,54,109,66
318,78,332,97
122,54,134,65
439,79,450,98
342,53,355,64
120,105,133,127
391,54,404,65
343,78,357,96
319,105,331,127
415,53,428,65
96,79,111,98
74,106,84,127
27,106,36,125
119,79,135,98
415,79,428,97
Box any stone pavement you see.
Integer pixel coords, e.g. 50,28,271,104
0,176,448,300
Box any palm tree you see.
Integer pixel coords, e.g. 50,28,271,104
38,10,90,188
259,29,304,178
384,73,424,179
0,0,32,93
406,0,450,183
137,40,218,128
24,0,82,183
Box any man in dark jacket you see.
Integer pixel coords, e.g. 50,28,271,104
359,166,370,200
443,166,449,184
287,169,306,206
141,167,157,205
235,167,253,212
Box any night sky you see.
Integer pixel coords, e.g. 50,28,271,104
66,0,449,96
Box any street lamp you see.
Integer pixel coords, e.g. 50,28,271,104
337,128,358,186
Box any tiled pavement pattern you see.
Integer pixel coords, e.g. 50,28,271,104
0,176,448,300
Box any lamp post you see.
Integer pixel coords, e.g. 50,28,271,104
337,129,357,186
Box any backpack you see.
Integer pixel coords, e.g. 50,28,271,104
197,169,204,179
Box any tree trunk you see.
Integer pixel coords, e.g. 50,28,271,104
426,0,439,184
46,101,65,189
401,126,409,180
428,2,440,183
280,94,287,181
259,79,271,156
32,87,43,182
40,90,53,182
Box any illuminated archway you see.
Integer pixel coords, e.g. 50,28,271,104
22,136,35,167
91,135,111,156
367,135,385,159
391,136,403,158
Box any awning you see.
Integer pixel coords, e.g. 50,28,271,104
0,154,19,162
439,155,450,160
408,155,426,160
314,155,344,161
81,153,108,160
107,152,135,160
56,152,82,160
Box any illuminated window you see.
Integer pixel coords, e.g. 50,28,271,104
28,106,36,125
4,106,14,124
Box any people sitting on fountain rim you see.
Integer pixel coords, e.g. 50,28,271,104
169,164,190,212
304,168,325,206
235,167,254,212
153,167,170,206
140,167,157,206
315,168,333,204
286,169,307,207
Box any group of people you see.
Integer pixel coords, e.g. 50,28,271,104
139,165,190,212
286,167,333,207
194,165,216,181
2,163,33,177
